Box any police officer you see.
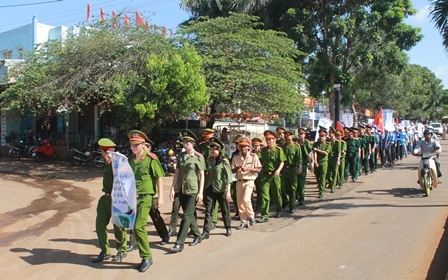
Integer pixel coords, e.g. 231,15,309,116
281,130,302,213
296,128,312,205
327,127,341,192
92,138,127,263
169,130,206,253
230,134,243,220
258,130,286,222
336,128,346,189
312,127,331,198
345,128,361,182
127,130,165,272
251,137,263,211
276,127,286,146
232,137,262,228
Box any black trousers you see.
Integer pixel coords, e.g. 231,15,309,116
203,187,231,233
149,197,169,239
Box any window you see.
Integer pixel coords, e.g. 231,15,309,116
2,50,12,59
17,48,23,59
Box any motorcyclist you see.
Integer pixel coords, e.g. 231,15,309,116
413,129,442,188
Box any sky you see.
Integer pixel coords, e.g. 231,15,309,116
1,0,447,88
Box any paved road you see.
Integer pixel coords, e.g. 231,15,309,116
1,141,448,280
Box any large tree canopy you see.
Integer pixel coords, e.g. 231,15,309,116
1,20,208,128
177,13,305,125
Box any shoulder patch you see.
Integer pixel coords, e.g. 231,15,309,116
276,146,282,150
194,151,203,157
149,153,157,160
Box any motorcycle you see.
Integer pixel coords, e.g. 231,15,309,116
154,147,176,173
415,152,438,196
70,147,105,168
8,134,40,160
32,139,57,162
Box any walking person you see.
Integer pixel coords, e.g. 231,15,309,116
296,128,312,205
257,130,286,222
169,130,205,253
127,130,165,272
336,128,346,189
280,131,302,213
312,127,332,198
327,127,341,192
344,129,361,182
92,138,127,263
202,137,233,239
251,137,263,212
232,137,262,228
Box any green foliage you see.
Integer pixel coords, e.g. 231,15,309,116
1,20,208,128
177,13,305,118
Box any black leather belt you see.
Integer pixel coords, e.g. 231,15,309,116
138,193,151,198
238,179,254,182
104,193,111,196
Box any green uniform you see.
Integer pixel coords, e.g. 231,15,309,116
129,150,165,259
345,137,360,181
327,140,341,190
259,145,286,218
174,150,206,245
281,142,302,210
95,162,126,255
196,142,219,224
203,157,232,232
337,139,347,188
297,139,311,203
253,150,262,211
361,135,370,175
312,141,332,196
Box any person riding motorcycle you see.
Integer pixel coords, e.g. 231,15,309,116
413,129,442,189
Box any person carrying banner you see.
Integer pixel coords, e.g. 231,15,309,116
92,138,127,263
169,129,206,253
128,130,165,272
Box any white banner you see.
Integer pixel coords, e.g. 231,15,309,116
382,109,394,132
315,117,333,141
110,151,137,229
341,113,354,128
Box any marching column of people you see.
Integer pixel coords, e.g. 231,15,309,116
92,124,442,269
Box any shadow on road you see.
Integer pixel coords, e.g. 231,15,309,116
425,215,448,280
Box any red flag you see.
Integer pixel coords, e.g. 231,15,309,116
336,121,345,138
124,14,130,26
372,107,384,135
112,10,117,28
100,7,105,21
87,3,91,22
136,11,145,26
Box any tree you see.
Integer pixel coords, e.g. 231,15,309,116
430,0,448,49
176,13,305,127
180,0,272,19
281,0,422,122
1,20,208,129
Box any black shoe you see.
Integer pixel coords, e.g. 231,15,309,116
232,214,240,220
138,258,153,273
170,244,184,253
282,201,289,209
330,189,334,193
160,236,169,245
201,232,210,240
275,212,282,218
249,218,255,226
112,251,127,262
126,245,137,252
187,230,194,237
189,236,202,246
236,223,248,230
289,208,295,214
92,252,111,263
299,200,305,206
338,185,343,189
257,217,269,223
318,194,324,199
210,223,216,230
168,230,177,237
225,228,232,236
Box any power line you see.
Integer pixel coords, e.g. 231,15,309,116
0,0,63,8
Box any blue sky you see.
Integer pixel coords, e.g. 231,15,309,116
1,0,447,88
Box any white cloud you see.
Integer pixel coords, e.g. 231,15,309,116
409,5,431,23
434,66,446,77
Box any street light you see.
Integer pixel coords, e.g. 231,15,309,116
334,84,341,123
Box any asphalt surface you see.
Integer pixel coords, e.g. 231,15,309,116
0,142,448,280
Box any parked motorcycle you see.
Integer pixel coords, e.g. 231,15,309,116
154,147,176,173
70,147,105,168
32,139,57,162
8,133,40,160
